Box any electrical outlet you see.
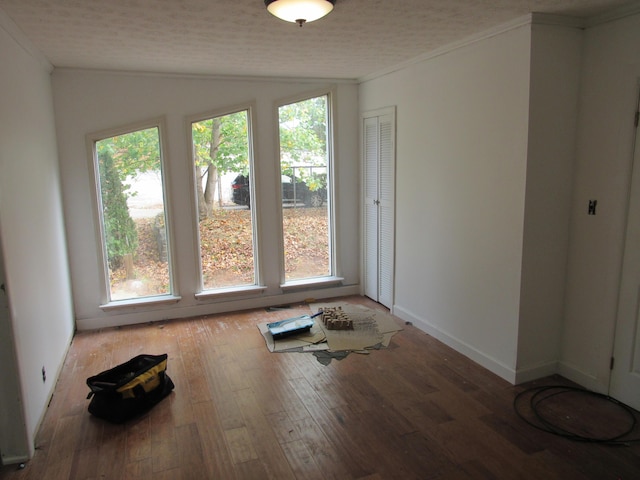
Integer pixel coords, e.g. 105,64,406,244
42,366,46,383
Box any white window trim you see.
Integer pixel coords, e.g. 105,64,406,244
100,294,181,312
185,102,262,294
194,284,267,301
279,276,344,292
86,116,178,308
274,87,338,287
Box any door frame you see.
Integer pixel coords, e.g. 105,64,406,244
609,92,640,410
361,106,396,310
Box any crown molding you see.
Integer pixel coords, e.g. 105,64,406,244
51,66,359,85
358,14,537,83
585,1,640,27
529,12,585,28
0,6,52,73
358,8,636,84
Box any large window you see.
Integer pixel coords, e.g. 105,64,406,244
191,108,256,290
93,123,173,302
278,94,332,282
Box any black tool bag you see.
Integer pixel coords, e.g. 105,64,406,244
86,353,174,423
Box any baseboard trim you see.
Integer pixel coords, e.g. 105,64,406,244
557,361,608,394
1,453,29,466
76,285,361,330
514,361,559,384
29,333,75,457
393,305,517,384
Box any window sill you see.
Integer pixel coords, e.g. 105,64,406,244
100,295,182,312
280,276,344,292
195,285,267,301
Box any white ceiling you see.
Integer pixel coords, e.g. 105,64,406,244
0,0,637,80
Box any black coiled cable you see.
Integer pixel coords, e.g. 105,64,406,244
513,385,640,446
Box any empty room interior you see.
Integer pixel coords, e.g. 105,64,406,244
1,0,640,478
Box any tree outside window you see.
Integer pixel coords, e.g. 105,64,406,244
95,126,172,301
278,94,332,281
191,109,256,290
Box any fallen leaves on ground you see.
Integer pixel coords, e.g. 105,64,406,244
110,207,329,296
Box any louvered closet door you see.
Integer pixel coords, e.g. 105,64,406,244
378,114,395,308
364,116,379,301
363,108,395,310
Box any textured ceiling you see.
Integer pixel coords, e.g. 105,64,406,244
0,0,637,80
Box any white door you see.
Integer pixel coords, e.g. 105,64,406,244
610,105,640,410
363,108,396,309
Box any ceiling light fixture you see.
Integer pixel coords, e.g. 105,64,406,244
265,0,336,27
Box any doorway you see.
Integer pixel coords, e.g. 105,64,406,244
610,98,640,411
362,107,396,310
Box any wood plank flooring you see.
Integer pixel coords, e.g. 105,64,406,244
1,296,639,479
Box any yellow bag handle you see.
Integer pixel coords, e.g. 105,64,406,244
117,358,167,399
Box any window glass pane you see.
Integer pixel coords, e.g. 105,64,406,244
278,95,331,281
192,110,256,289
95,127,171,301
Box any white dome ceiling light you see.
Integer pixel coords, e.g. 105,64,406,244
265,0,336,27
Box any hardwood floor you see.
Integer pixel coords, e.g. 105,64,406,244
1,296,639,479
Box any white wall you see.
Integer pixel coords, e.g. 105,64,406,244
516,23,583,381
360,24,533,382
52,70,360,329
360,11,640,388
0,232,29,464
561,12,640,392
0,13,75,461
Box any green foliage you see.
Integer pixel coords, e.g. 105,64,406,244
98,150,138,269
97,127,161,181
278,95,327,168
192,111,250,175
95,127,161,266
306,172,327,192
